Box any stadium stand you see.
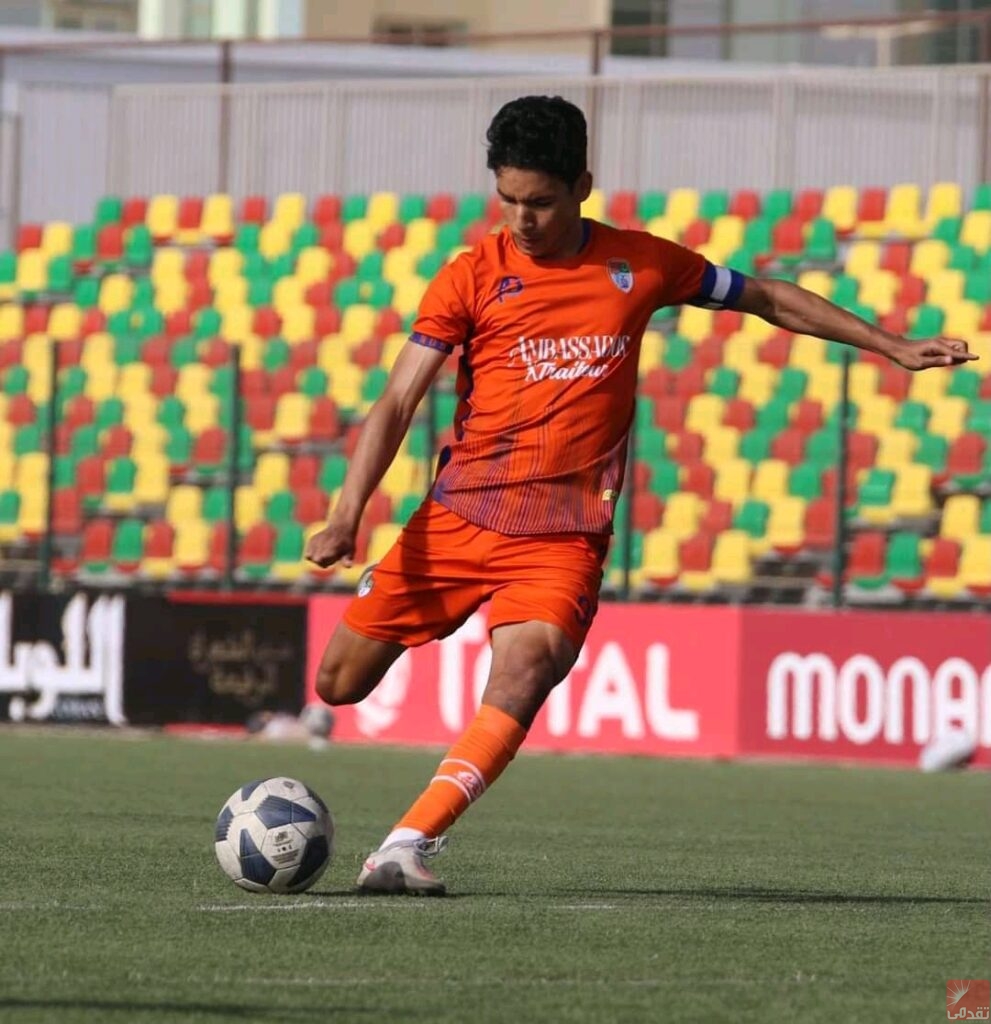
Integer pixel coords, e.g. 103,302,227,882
0,182,989,604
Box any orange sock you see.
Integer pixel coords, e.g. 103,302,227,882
393,704,528,837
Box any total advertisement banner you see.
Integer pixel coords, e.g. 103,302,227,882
308,595,991,767
307,596,743,757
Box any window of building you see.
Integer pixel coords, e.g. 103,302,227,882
610,0,668,57
372,16,467,47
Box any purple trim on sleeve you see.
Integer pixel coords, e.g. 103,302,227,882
410,331,455,355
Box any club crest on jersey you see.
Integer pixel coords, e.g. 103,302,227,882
606,258,634,294
357,565,375,598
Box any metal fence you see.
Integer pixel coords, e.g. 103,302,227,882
0,64,986,244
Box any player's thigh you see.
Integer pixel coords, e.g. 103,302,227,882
313,621,405,706
484,620,579,728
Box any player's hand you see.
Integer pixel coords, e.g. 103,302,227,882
304,517,357,569
891,336,978,371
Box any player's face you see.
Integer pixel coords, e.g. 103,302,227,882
495,167,592,260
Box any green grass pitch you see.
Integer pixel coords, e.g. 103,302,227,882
0,730,987,1023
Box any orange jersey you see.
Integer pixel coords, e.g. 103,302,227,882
410,220,733,536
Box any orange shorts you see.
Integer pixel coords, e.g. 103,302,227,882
343,499,608,651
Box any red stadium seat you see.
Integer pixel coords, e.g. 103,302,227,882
305,281,332,307
121,197,147,228
712,309,743,338
374,308,402,338
848,531,886,577
207,522,230,573
847,432,879,472
96,224,124,262
52,488,82,535
880,242,911,275
681,220,711,249
145,520,174,560
729,190,760,219
674,365,706,399
723,398,755,431
245,395,276,433
177,196,203,230
295,486,329,525
201,338,231,368
632,491,664,532
241,369,268,398
758,332,791,368
895,274,926,309
803,497,835,551
606,191,637,223
771,428,807,465
425,193,456,222
695,337,725,371
772,217,804,257
80,309,106,337
239,195,267,224
191,427,227,468
313,194,342,226
184,250,209,281
794,189,823,222
308,398,342,444
364,490,393,527
239,522,275,567
165,310,193,339
150,366,178,398
102,425,133,458
680,533,714,573
269,367,296,399
791,399,824,433
6,394,36,427
252,307,282,338
946,433,986,480
377,223,405,251
76,455,106,499
289,339,319,372
289,455,320,491
924,537,960,581
16,223,42,252
876,361,911,401
314,306,342,337
319,223,344,252
700,499,733,535
654,396,687,432
856,187,887,225
682,460,714,498
80,518,114,562
670,431,705,463
641,367,676,399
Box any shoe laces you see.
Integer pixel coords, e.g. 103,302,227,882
413,836,448,859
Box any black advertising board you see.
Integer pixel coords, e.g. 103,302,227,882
123,595,307,725
0,590,127,724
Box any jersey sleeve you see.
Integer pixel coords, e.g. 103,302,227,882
651,237,746,310
409,255,475,355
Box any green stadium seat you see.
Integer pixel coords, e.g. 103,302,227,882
894,401,929,434
3,365,29,395
202,487,231,523
274,521,304,563
699,190,729,221
394,493,421,525
261,338,291,372
14,424,41,455
455,193,486,225
234,224,260,253
775,367,808,403
94,196,122,227
432,392,458,431
857,468,895,511
886,531,923,588
742,217,772,255
112,519,144,569
763,189,793,221
755,399,790,434
47,255,73,292
947,243,975,271
789,462,823,499
804,219,837,262
70,424,99,459
166,425,192,465
357,251,384,282
968,400,991,436
909,305,944,338
973,183,991,211
648,459,680,498
124,226,153,268
739,427,772,463
298,367,329,398
947,370,982,401
193,307,222,340
341,195,368,223
407,423,431,460
333,278,361,309
398,195,427,223
932,216,962,243
662,335,693,371
733,499,769,538
708,366,739,399
247,277,273,307
0,490,19,534
435,221,463,255
319,454,348,492
726,249,756,275
291,223,319,251
637,191,666,220
105,456,137,500
267,490,296,523
806,429,840,466
73,277,100,308
914,433,947,472
416,252,445,280
964,271,991,304
980,499,991,534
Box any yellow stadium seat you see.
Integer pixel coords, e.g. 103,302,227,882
123,392,156,431
235,486,264,532
0,451,14,491
645,215,677,241
339,305,376,346
18,490,46,535
134,456,169,505
763,496,806,552
713,459,751,508
848,363,880,406
16,250,47,292
176,364,212,405
857,270,898,316
751,459,789,502
151,247,185,284
155,278,188,316
98,274,133,315
174,519,209,572
392,278,429,321
883,183,923,238
327,363,363,409
874,429,916,470
703,425,739,464
220,305,253,345
666,188,699,232
805,363,842,406
146,194,178,239
48,304,82,342
907,367,947,404
890,464,932,519
639,331,663,373
213,275,248,313
273,192,306,231
0,304,24,341
208,249,244,287
380,456,428,502
296,247,331,286
685,394,724,433
185,393,219,434
383,247,418,288
924,181,961,227
940,494,980,541
737,362,776,405
367,192,399,231
960,536,991,592
239,335,265,372
41,221,72,257
641,528,679,583
926,269,965,309
259,220,292,260
927,396,968,439
711,530,752,585
405,219,438,257
580,188,605,221
83,363,117,403
960,210,991,253
368,523,403,564
662,493,702,540
788,334,827,373
202,194,234,241
677,306,712,343
708,215,744,258
844,241,880,279
720,333,757,374
282,305,315,344
15,453,47,493
381,333,407,370
81,332,114,375
339,220,374,262
273,393,311,444
796,270,833,300
859,401,898,444
254,452,289,498
118,362,151,395
272,277,304,316
909,239,950,278
943,302,981,338
822,185,857,233
738,313,775,342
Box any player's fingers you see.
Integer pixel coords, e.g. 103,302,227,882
935,338,978,360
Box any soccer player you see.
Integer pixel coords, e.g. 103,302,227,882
305,95,976,895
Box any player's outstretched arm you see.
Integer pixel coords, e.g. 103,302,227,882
734,275,979,372
304,341,448,569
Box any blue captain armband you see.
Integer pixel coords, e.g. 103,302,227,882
689,262,746,310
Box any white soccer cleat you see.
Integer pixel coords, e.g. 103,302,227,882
356,836,448,896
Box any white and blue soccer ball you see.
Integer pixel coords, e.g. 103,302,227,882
214,777,334,894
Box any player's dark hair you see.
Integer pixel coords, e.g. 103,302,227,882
486,95,588,189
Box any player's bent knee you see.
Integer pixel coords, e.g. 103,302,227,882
314,661,374,706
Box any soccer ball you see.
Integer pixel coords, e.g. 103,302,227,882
214,777,334,894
